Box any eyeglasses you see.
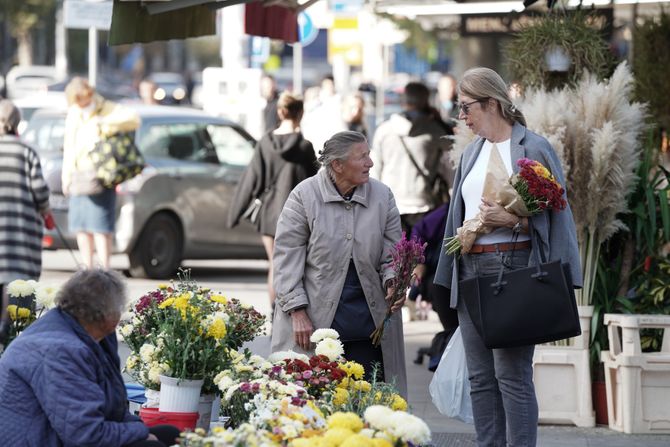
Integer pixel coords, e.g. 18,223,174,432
458,99,484,115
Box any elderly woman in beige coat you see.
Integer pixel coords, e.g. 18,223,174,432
270,131,407,397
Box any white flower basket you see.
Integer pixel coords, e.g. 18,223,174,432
158,375,204,413
143,389,161,408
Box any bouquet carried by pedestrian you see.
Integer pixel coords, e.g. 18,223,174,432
370,234,425,346
444,146,567,255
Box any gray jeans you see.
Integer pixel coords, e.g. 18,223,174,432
458,248,537,447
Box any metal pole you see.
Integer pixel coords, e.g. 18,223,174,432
88,27,97,87
55,1,68,79
293,42,303,94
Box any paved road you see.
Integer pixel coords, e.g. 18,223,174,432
41,250,670,447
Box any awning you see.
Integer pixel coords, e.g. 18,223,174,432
108,0,320,46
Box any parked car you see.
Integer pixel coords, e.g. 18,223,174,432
147,72,188,105
5,65,65,100
22,104,266,278
13,92,67,135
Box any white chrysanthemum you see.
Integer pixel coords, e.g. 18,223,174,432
387,412,431,445
248,355,265,367
268,350,310,363
234,364,253,373
217,376,235,394
310,328,340,343
240,302,252,309
139,344,157,363
364,405,395,431
7,279,35,297
119,324,134,338
147,362,170,384
35,284,58,309
314,337,344,361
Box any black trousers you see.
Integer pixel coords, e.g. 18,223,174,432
343,339,384,382
125,425,181,447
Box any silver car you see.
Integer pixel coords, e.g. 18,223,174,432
22,105,265,278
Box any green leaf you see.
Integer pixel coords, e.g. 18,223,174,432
660,188,670,241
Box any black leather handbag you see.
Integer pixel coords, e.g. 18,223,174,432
459,224,581,349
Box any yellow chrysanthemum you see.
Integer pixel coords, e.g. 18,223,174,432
373,391,383,402
17,307,31,319
157,283,169,290
327,412,364,432
332,387,350,406
340,434,374,447
353,380,371,392
6,305,18,321
158,298,175,309
371,438,393,447
342,361,365,379
531,163,552,180
323,427,355,445
210,294,228,305
390,394,408,411
173,294,190,310
337,377,350,389
290,438,313,447
207,318,227,339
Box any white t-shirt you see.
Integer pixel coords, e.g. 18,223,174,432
461,139,529,245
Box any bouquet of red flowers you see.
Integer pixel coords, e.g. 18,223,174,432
445,156,567,255
370,234,425,346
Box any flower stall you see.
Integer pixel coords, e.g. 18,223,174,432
121,274,432,446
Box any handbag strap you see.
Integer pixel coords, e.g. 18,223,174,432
398,136,431,183
492,218,548,295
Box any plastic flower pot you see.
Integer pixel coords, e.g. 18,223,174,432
158,375,204,413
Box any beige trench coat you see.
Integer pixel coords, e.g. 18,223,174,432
270,169,407,397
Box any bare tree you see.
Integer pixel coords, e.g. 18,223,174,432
6,0,56,66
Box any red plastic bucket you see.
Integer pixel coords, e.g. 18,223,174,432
139,407,199,431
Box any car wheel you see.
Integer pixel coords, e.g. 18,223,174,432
129,213,183,279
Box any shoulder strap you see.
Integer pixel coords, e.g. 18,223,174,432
398,136,431,182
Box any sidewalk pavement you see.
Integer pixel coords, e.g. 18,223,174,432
402,312,670,447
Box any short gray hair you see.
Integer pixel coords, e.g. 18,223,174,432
317,131,367,177
56,269,127,323
0,100,21,136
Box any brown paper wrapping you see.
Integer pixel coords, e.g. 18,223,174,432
456,144,530,254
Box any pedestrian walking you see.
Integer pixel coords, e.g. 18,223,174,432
371,81,454,236
0,99,52,344
228,92,318,311
61,77,140,269
269,131,407,397
434,67,582,446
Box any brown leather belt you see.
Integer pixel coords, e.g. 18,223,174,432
469,240,531,254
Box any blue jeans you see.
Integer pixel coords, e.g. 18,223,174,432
458,248,537,447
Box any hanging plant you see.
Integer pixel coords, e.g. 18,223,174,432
504,10,614,90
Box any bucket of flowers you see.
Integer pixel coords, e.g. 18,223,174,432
120,271,265,416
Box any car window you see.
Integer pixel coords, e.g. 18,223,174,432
138,123,219,164
22,116,66,153
206,125,254,167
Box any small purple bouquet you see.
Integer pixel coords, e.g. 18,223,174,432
370,233,425,346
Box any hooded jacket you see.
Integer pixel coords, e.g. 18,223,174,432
228,131,318,236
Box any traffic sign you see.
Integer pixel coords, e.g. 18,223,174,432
297,12,318,47
64,0,113,30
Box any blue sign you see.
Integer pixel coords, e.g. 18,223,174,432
297,12,318,47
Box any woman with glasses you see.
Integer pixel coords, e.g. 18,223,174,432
434,67,581,446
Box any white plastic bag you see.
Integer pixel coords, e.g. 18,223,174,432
428,327,474,424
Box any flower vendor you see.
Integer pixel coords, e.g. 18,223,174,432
0,270,179,447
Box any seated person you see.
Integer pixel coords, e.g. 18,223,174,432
0,269,179,447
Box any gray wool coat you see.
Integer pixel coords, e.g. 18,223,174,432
434,122,583,308
270,169,407,397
